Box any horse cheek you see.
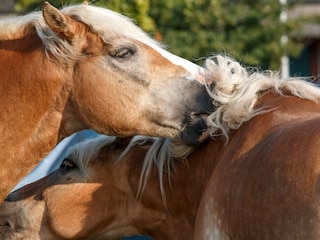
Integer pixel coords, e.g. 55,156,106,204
44,184,100,238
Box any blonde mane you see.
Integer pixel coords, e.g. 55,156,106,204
0,4,162,63
66,135,116,174
204,55,320,141
66,135,176,203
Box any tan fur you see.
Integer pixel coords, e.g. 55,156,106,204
0,3,210,200
0,136,217,239
194,95,320,239
192,55,320,239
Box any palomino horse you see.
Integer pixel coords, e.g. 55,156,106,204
0,135,217,240
0,2,213,200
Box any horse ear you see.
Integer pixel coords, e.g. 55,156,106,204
42,2,78,41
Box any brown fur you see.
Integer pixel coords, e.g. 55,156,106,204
3,94,320,239
0,137,217,239
0,3,211,200
194,94,320,239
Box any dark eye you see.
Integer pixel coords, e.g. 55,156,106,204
60,158,77,170
114,47,134,59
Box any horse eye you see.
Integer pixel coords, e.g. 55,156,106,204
60,158,77,170
114,47,134,58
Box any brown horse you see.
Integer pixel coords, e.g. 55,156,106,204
0,2,213,200
0,135,217,240
193,55,320,239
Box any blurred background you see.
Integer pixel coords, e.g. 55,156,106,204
2,0,320,79
2,0,320,239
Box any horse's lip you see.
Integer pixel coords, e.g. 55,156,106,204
198,129,210,143
190,112,209,119
200,113,208,122
193,112,209,124
179,113,210,146
0,221,11,228
198,114,210,142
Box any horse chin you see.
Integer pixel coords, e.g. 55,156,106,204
180,118,209,146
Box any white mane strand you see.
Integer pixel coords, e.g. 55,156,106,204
61,4,162,48
205,55,320,141
66,135,174,204
67,135,116,175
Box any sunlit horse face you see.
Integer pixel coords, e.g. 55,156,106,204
0,2,214,200
41,2,213,142
0,136,216,240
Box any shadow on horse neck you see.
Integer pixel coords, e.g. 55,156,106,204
0,135,222,240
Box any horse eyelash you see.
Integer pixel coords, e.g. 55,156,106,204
114,47,135,59
60,158,77,170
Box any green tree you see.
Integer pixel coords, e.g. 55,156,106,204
15,0,303,70
14,0,156,33
149,0,303,70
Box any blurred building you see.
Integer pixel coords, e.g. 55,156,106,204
0,0,15,16
289,0,320,81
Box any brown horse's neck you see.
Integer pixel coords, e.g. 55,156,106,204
127,139,225,239
0,34,73,200
193,95,320,240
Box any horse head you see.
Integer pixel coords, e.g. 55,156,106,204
41,2,215,145
0,2,215,200
0,135,216,239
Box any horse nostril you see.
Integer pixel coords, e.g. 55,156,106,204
0,220,12,228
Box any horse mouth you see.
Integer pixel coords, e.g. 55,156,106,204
0,221,11,228
180,113,209,146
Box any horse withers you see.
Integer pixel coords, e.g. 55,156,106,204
0,136,217,240
0,2,213,200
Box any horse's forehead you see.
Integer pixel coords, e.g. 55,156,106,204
62,5,154,44
62,5,201,77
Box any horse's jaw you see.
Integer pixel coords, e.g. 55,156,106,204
58,99,88,141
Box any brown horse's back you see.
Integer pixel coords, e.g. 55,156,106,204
195,95,320,239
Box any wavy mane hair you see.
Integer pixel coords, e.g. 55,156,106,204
66,135,174,203
0,4,162,63
65,55,320,202
204,55,320,141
